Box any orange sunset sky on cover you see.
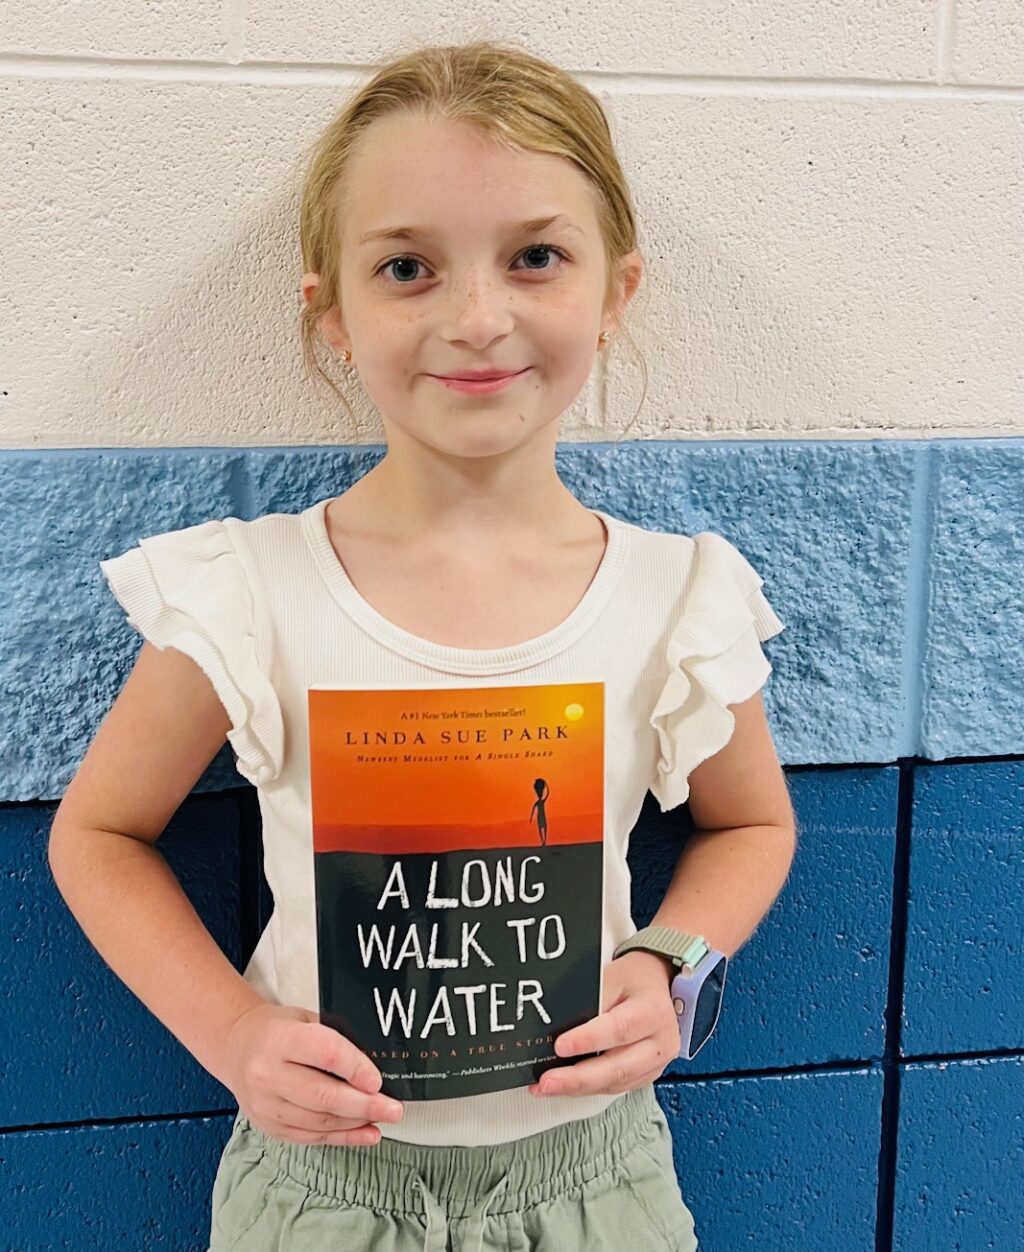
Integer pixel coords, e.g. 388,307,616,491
309,682,604,854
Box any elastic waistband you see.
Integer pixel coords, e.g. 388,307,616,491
236,1084,660,1219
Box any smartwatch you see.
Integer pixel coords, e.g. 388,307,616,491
612,925,728,1059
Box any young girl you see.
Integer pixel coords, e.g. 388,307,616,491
53,38,795,1252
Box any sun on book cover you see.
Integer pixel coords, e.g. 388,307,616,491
308,681,605,1102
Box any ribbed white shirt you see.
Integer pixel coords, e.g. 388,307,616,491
99,497,784,1146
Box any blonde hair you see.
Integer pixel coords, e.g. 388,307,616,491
296,37,649,446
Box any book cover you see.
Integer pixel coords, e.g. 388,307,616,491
309,680,605,1101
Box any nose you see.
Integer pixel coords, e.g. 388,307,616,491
443,268,516,347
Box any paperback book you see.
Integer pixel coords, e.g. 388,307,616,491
308,681,606,1101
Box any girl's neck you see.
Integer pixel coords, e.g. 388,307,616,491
332,464,595,547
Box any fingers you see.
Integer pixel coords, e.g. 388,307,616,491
555,995,646,1060
280,1022,405,1130
539,974,679,1098
534,1034,672,1096
298,1021,384,1093
264,1094,391,1145
282,1062,406,1127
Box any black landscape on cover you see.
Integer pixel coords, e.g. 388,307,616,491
316,841,603,1101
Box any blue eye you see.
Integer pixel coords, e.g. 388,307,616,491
373,242,569,285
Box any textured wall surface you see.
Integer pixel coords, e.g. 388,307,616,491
3,440,1022,802
2,446,1023,1250
2,20,1023,448
3,7,1023,1251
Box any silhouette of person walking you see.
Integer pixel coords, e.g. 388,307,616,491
529,778,550,846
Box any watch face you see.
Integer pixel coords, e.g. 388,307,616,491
677,955,727,1058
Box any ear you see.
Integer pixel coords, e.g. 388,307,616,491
300,271,349,354
602,250,644,339
299,270,320,307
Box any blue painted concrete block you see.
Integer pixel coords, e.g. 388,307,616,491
0,1111,233,1251
630,767,896,1072
923,442,1024,759
0,451,244,801
893,1056,1024,1252
656,1065,883,1252
8,439,1024,808
4,439,1024,1251
242,439,919,772
903,760,1024,1057
4,797,244,1128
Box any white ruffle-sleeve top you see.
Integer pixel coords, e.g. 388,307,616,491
99,499,785,1147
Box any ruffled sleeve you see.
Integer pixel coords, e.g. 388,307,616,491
649,531,786,812
99,518,285,787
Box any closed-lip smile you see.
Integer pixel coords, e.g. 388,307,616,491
434,367,529,381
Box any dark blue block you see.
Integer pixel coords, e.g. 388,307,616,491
893,1056,1024,1252
656,1066,882,1252
903,759,1024,1056
0,1112,233,1252
3,799,243,1128
631,767,897,1073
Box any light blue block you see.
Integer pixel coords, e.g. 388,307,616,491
923,442,1024,759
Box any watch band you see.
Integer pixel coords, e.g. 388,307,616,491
613,925,728,1061
613,925,709,969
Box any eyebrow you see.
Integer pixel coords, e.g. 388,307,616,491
357,214,583,247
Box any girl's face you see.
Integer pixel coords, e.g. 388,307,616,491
303,112,641,462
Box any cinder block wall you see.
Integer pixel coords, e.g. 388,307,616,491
2,11,1022,1251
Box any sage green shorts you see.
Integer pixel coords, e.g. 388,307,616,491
206,1083,699,1251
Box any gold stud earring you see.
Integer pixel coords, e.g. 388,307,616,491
340,348,352,365
598,332,611,348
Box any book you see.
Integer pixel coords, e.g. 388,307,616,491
309,680,606,1101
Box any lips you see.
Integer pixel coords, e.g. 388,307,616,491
436,368,526,382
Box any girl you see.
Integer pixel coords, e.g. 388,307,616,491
52,38,795,1252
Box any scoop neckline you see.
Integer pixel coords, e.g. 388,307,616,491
300,497,631,674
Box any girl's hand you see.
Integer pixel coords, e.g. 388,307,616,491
217,1002,405,1146
528,952,679,1097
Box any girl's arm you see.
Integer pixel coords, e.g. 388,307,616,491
645,689,797,969
47,641,268,1086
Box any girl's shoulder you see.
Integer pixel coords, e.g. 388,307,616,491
637,520,787,812
97,507,303,787
100,500,311,562
608,512,777,595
